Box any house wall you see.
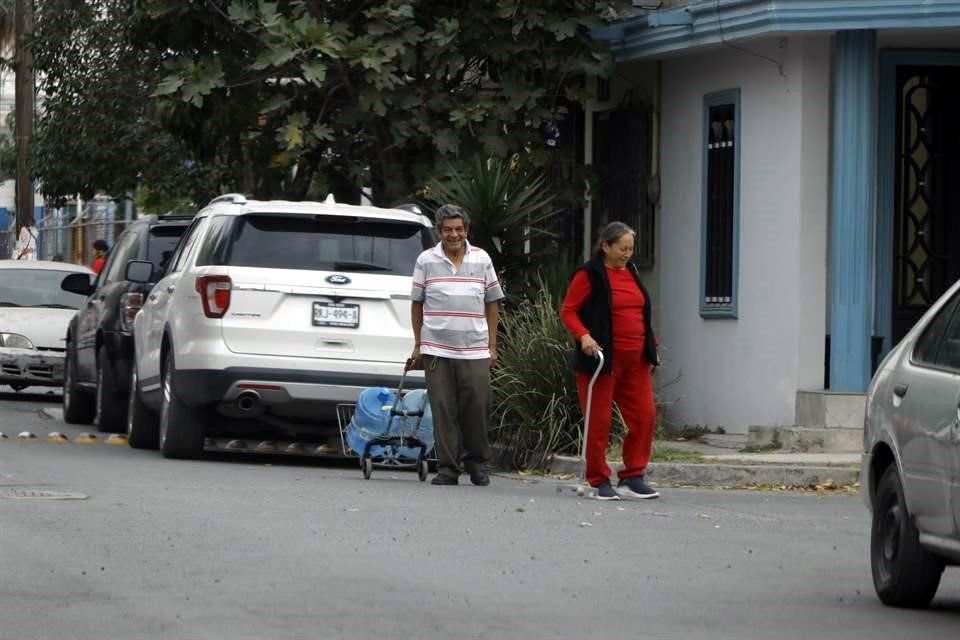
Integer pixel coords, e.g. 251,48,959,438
658,35,831,433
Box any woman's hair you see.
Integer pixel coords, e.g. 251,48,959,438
593,221,636,256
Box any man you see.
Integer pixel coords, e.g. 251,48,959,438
91,239,109,274
410,204,505,486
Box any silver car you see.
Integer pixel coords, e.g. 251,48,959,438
0,260,94,391
862,278,960,608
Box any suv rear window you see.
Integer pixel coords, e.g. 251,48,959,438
147,224,189,273
202,214,433,275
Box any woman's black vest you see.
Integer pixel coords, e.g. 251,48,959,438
569,256,659,375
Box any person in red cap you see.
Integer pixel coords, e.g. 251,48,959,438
91,239,109,275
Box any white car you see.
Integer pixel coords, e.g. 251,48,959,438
0,260,95,391
126,194,434,458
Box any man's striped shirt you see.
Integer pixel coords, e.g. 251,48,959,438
411,242,505,359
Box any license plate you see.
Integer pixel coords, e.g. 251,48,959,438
312,302,359,328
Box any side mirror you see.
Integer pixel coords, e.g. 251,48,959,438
125,260,154,283
61,272,95,296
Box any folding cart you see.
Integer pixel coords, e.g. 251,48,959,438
337,359,432,481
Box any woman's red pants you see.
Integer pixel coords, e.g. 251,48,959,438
575,349,656,488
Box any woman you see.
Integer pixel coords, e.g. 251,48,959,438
560,221,660,501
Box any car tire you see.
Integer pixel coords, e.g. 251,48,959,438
95,345,128,433
62,341,95,424
871,465,945,608
126,365,159,450
159,349,204,459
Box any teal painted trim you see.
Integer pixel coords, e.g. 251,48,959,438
875,50,960,359
699,89,741,320
830,30,877,392
601,0,960,62
648,9,694,27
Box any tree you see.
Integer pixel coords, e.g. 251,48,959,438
30,0,216,205
0,1,14,182
31,1,616,207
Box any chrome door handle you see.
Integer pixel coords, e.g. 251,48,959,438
893,383,908,398
166,285,176,293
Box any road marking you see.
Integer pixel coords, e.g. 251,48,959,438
0,489,88,500
47,432,68,443
105,434,128,446
75,433,99,444
17,432,37,441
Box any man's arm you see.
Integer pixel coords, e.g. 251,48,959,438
485,300,499,366
411,301,424,362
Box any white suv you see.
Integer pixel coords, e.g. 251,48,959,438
125,194,433,458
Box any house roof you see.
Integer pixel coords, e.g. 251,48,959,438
594,0,960,61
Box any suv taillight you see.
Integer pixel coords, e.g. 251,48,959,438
195,275,232,318
120,292,144,332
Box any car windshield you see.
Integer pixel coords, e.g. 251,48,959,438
0,269,89,309
205,214,433,275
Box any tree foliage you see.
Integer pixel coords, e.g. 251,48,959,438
31,0,615,206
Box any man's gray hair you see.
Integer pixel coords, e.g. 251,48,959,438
435,203,470,227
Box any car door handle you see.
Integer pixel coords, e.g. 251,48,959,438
893,383,908,398
166,285,176,293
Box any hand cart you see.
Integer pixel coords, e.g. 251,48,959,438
337,359,432,481
558,350,605,498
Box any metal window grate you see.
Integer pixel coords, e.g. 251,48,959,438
704,103,736,306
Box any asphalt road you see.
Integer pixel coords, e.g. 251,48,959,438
1,387,959,640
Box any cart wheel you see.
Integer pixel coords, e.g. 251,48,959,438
418,459,429,481
362,457,373,479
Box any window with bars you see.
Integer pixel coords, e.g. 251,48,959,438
701,90,740,318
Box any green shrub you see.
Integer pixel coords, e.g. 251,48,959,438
491,285,581,470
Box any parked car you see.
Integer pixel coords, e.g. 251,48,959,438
59,214,192,431
862,278,960,608
127,194,434,457
0,260,94,391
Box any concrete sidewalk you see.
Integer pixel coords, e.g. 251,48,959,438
545,438,862,489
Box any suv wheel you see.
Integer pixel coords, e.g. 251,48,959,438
159,349,204,459
871,466,944,608
126,365,159,450
95,345,128,433
62,341,94,424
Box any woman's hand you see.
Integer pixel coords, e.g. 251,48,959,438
579,334,601,358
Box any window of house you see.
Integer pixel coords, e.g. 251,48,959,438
700,90,740,318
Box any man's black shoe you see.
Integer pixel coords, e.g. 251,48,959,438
470,471,490,486
431,473,459,486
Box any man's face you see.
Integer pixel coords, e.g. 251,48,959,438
439,218,467,254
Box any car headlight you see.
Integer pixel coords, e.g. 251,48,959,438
0,333,35,349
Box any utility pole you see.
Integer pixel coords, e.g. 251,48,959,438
14,0,34,234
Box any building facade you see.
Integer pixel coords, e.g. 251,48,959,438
595,0,960,433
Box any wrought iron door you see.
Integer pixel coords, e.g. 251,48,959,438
893,66,960,343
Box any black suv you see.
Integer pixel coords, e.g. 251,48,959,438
60,214,191,431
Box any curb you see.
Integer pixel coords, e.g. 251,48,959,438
545,455,861,488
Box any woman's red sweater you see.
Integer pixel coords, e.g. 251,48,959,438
560,266,646,352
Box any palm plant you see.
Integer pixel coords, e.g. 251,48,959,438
423,156,563,300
